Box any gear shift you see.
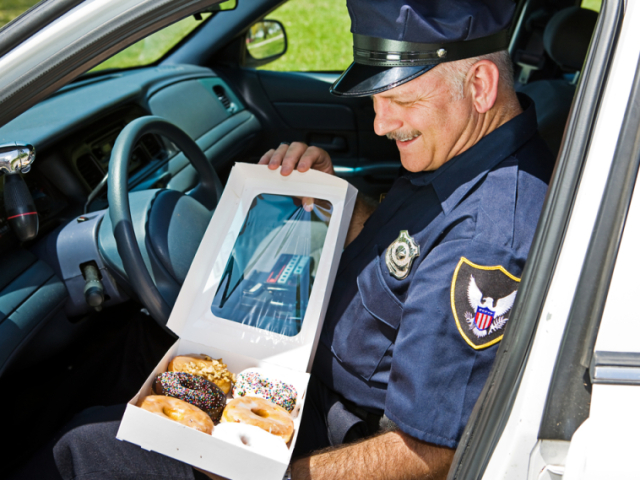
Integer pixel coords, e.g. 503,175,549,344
0,144,38,242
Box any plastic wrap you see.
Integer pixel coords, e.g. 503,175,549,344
119,165,357,480
211,193,333,336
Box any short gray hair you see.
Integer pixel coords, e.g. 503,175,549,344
434,50,514,101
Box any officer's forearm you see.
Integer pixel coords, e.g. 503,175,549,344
291,430,454,480
345,194,378,247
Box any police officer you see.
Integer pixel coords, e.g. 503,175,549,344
52,1,554,479
259,0,554,479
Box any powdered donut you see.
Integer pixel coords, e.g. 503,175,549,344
154,371,226,421
139,395,213,434
168,354,235,394
233,371,297,412
212,423,290,460
222,396,294,443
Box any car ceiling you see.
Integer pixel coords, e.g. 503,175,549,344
0,0,227,128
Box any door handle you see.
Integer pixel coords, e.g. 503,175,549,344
309,135,347,152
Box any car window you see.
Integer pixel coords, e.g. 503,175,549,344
260,0,352,72
0,1,234,72
582,0,602,11
93,0,238,72
0,0,41,29
91,14,214,72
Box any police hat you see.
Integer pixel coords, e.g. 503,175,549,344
330,0,516,97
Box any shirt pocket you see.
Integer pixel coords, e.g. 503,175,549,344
331,247,403,382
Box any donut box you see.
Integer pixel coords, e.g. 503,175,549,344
117,164,357,480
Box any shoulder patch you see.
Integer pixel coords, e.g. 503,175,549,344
450,257,520,350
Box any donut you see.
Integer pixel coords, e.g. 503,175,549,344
154,372,226,421
139,395,213,434
168,354,235,394
233,371,297,412
212,423,290,459
222,397,294,443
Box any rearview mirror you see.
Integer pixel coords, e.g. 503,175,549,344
245,20,287,67
197,0,237,12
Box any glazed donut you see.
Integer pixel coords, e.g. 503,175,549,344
168,354,235,394
233,371,297,412
155,371,226,421
139,395,213,434
222,396,294,443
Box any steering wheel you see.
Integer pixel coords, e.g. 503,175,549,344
104,116,222,324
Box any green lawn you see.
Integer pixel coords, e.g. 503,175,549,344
582,0,602,11
0,0,353,72
92,14,211,72
260,0,352,72
0,0,40,28
0,0,602,72
0,0,211,71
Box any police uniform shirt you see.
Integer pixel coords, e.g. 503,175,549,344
312,95,554,448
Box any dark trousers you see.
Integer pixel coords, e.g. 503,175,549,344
51,377,376,479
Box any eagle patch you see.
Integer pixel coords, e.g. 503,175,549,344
451,257,520,349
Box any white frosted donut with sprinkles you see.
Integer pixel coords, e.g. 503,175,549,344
233,371,297,413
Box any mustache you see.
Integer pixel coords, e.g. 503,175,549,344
386,129,421,142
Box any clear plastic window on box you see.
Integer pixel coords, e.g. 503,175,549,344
211,193,333,337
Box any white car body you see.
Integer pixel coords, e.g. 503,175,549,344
485,1,640,479
1,0,638,478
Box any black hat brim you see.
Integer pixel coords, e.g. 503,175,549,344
330,62,437,97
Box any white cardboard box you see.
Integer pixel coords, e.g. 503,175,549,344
117,163,357,480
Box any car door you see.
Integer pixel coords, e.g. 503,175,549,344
447,0,632,477
244,68,401,200
165,0,401,200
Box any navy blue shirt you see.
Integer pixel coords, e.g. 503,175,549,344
312,96,554,448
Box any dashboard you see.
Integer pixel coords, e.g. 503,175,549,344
0,64,261,381
0,64,260,247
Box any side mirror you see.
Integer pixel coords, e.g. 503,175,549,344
244,20,287,68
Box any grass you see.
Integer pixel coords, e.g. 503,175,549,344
0,0,352,72
0,0,602,71
92,14,211,72
0,0,211,71
0,0,40,28
582,0,602,11
259,0,352,72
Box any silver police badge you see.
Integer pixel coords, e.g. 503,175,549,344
386,230,420,280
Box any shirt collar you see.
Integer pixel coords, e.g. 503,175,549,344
404,93,538,215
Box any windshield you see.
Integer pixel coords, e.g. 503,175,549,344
1,1,236,71
91,14,213,72
0,0,40,29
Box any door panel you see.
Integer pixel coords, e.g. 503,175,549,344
273,103,356,130
219,67,400,199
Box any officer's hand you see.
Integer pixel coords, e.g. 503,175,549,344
259,142,335,176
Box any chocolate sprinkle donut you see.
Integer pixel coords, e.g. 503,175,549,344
155,371,226,421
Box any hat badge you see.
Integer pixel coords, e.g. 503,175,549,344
386,230,420,280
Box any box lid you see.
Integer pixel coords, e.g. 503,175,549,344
167,163,357,372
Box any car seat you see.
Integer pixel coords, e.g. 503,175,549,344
518,6,598,156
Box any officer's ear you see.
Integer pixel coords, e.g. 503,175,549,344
466,59,500,114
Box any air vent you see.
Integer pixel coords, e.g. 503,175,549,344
140,134,162,159
213,85,234,112
76,154,104,189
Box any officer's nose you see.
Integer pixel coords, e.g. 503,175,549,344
372,96,402,136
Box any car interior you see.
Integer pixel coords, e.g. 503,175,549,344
0,0,601,476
